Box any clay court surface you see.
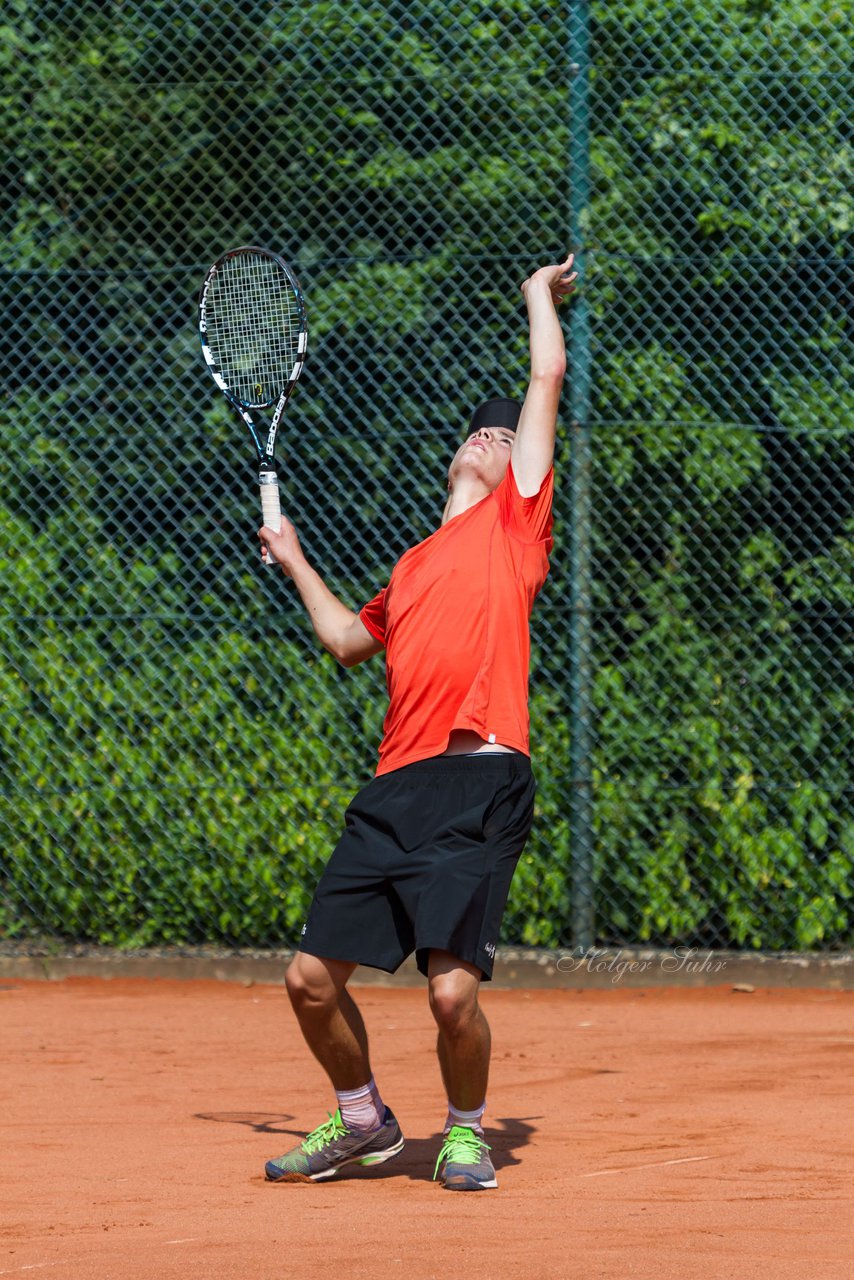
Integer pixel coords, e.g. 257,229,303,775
3,977,852,1280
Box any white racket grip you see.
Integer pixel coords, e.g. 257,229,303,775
259,471,282,567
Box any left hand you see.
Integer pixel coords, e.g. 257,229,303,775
521,253,578,306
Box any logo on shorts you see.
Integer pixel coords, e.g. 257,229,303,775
300,923,307,936
484,941,495,959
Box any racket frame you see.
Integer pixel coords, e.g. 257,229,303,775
198,245,308,565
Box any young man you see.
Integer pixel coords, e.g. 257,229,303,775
259,254,576,1191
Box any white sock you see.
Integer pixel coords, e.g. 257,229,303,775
336,1077,385,1132
444,1100,486,1136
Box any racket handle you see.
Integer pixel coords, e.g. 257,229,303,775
259,470,282,567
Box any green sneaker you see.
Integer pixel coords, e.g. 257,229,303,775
265,1107,404,1183
434,1124,498,1191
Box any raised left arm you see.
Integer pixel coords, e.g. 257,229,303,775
512,254,576,496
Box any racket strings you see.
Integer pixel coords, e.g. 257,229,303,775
206,255,302,406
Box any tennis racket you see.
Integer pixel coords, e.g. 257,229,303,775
198,245,308,565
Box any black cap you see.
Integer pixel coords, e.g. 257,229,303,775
469,397,522,434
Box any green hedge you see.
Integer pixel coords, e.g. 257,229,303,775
2,505,850,949
2,0,851,951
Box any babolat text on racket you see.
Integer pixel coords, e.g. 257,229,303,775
199,245,308,565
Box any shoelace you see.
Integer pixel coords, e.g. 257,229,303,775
433,1124,491,1179
301,1109,348,1154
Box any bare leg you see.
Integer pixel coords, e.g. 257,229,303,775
285,951,371,1091
427,950,490,1111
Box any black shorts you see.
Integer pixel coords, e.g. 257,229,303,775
298,753,536,981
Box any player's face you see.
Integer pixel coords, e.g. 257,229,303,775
448,426,515,491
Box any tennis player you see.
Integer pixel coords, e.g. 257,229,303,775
260,254,576,1190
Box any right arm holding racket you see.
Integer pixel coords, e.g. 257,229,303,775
199,244,379,666
259,516,382,667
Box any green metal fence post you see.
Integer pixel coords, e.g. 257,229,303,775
568,0,595,952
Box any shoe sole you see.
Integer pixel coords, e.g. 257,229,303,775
265,1134,405,1183
441,1172,499,1191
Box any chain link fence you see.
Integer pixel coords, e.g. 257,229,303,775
2,0,851,953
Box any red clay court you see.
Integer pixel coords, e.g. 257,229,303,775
3,977,852,1280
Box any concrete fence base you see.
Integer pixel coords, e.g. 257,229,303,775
1,945,852,990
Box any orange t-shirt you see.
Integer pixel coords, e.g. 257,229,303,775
359,460,554,775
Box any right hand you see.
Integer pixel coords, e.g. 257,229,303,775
258,517,306,576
